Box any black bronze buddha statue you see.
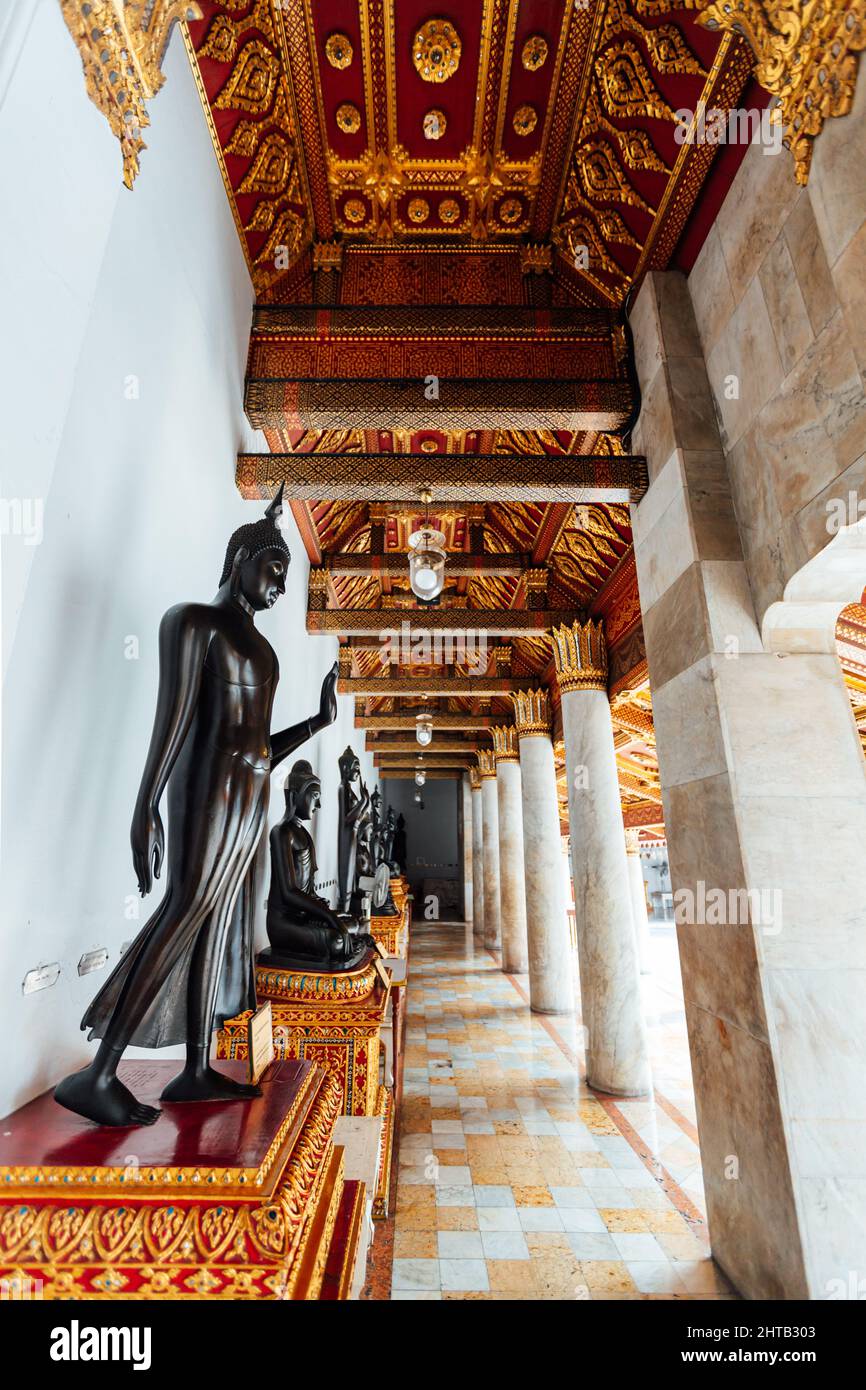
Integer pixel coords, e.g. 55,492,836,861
262,760,375,971
369,787,399,916
54,487,338,1128
337,746,370,913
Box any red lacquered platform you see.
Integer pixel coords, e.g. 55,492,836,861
0,1059,358,1299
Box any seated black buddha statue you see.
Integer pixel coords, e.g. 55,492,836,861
262,760,376,972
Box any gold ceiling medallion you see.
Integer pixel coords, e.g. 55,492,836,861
407,197,430,223
420,439,439,452
413,19,462,83
439,198,461,224
423,109,448,140
498,196,523,224
343,197,368,223
696,0,866,185
552,620,609,694
336,103,362,134
59,0,203,189
325,33,354,69
522,35,549,71
513,104,539,136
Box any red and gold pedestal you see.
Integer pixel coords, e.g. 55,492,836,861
371,881,410,959
218,954,387,1119
0,1060,364,1300
217,952,397,1219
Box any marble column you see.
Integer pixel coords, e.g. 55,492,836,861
461,772,474,926
491,726,529,974
512,690,573,1013
625,830,652,974
630,268,866,1299
470,771,485,941
477,751,501,951
553,622,651,1096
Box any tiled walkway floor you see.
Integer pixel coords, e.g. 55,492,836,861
390,920,736,1301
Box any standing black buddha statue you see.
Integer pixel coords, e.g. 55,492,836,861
54,487,338,1128
337,746,369,913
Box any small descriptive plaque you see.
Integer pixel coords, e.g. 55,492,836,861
247,1001,275,1085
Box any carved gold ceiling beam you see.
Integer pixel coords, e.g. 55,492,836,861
380,770,462,780
340,676,536,697
367,739,484,753
355,715,497,731
375,761,478,772
309,609,581,638
324,553,527,577
237,453,648,503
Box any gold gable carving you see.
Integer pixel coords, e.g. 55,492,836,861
60,0,203,189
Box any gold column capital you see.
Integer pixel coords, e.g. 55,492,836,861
476,749,497,780
511,687,553,737
552,619,608,694
490,725,520,763
469,768,482,791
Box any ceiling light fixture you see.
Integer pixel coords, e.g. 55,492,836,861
416,711,434,746
408,487,447,600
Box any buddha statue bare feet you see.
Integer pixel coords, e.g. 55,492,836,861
54,1052,161,1128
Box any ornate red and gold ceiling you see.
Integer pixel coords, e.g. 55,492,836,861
185,0,755,301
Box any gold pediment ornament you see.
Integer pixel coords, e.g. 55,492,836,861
60,0,203,188
695,0,866,184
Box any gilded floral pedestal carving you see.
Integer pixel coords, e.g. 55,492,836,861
0,1060,362,1300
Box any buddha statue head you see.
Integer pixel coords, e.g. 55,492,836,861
283,760,321,821
219,484,291,612
339,746,361,784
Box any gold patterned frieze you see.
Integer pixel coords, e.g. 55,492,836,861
552,619,608,693
491,725,520,762
512,687,553,738
60,0,203,189
696,0,866,183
